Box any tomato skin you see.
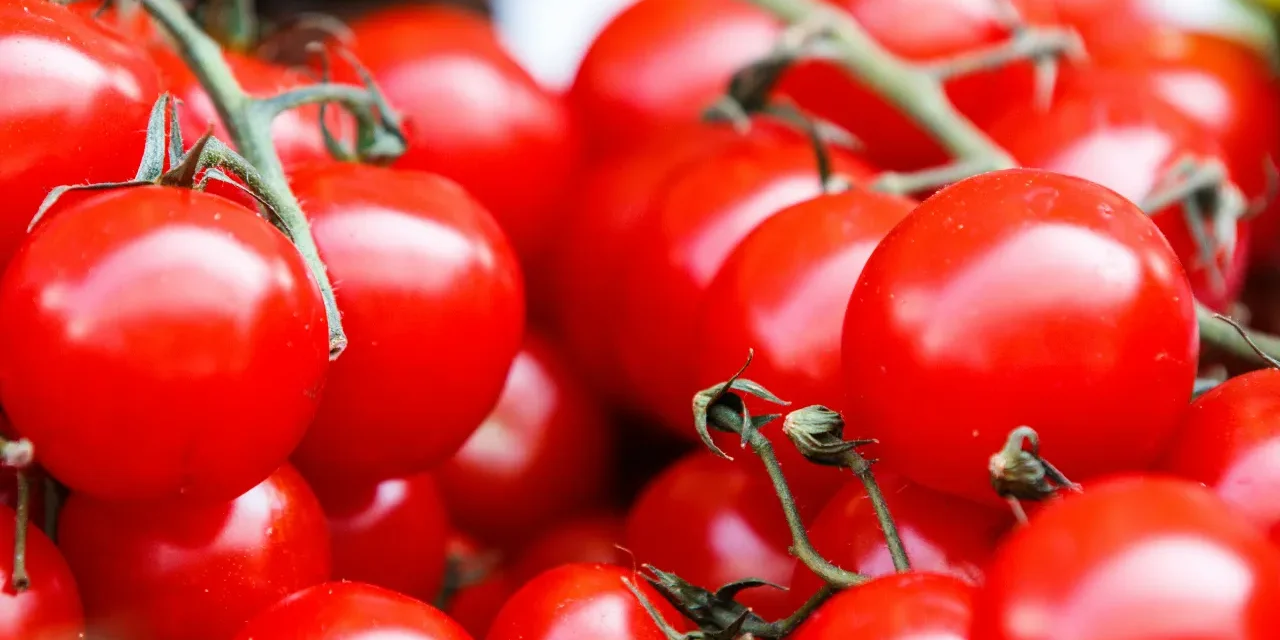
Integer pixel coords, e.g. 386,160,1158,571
233,581,470,640
0,186,327,501
842,169,1199,503
286,164,524,482
0,0,161,271
0,505,84,640
1161,369,1280,545
348,6,579,269
435,335,612,549
486,563,686,639
309,473,449,604
58,465,331,640
973,475,1280,639
791,573,974,640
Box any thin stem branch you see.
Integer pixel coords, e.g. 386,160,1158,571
1198,302,1280,364
854,468,909,572
10,470,28,592
761,584,837,636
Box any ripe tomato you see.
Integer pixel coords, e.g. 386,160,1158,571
347,5,579,269
0,186,327,501
1050,0,1277,55
987,72,1249,311
626,452,794,620
973,475,1280,639
233,582,470,640
0,0,161,270
842,169,1199,503
790,573,974,640
309,473,449,604
286,164,524,482
1161,369,1280,545
57,465,331,640
510,513,629,583
790,480,1013,607
0,504,83,640
486,563,686,639
435,334,612,549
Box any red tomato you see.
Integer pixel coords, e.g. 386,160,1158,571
791,573,974,640
0,0,161,270
286,164,524,482
233,582,470,640
614,132,875,436
435,334,612,549
486,563,686,639
0,186,327,501
626,452,794,620
1161,369,1280,544
973,475,1280,639
987,72,1249,311
347,6,579,269
778,0,1059,170
842,169,1199,503
510,513,629,583
58,465,331,640
0,504,83,640
1050,0,1274,52
791,480,1013,607
569,0,779,157
309,473,449,604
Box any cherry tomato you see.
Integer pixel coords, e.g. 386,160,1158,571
0,0,161,271
973,475,1280,639
233,582,470,640
510,513,629,583
987,72,1249,311
1161,369,1280,544
57,465,330,640
486,563,687,639
0,186,327,501
348,6,579,269
286,163,524,482
0,504,83,640
791,572,974,640
842,169,1199,504
435,334,612,549
309,473,449,604
614,131,875,437
1050,0,1277,55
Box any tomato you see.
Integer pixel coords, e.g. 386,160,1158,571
309,473,449,604
0,504,83,640
614,131,875,437
973,475,1280,639
347,6,579,270
435,335,612,549
510,513,629,583
778,0,1059,170
987,72,1249,311
0,0,161,271
842,169,1199,503
286,163,524,482
791,573,974,640
57,465,330,640
790,480,1013,607
233,581,470,640
486,563,686,639
1161,369,1280,545
0,186,327,501
1050,0,1278,56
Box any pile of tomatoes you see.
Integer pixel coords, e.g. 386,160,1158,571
3,0,1280,637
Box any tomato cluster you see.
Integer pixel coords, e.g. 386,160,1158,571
3,0,1280,638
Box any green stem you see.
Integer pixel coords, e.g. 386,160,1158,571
852,466,909,572
11,470,28,592
1198,302,1280,364
760,584,837,636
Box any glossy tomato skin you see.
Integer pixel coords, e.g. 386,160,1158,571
0,0,160,270
486,563,686,639
1161,369,1280,545
791,573,974,640
309,473,449,603
233,582,471,640
973,475,1280,639
0,505,83,640
58,465,331,640
510,513,629,582
842,169,1199,503
348,6,578,269
987,72,1249,311
435,334,612,548
0,186,328,501
287,164,524,482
